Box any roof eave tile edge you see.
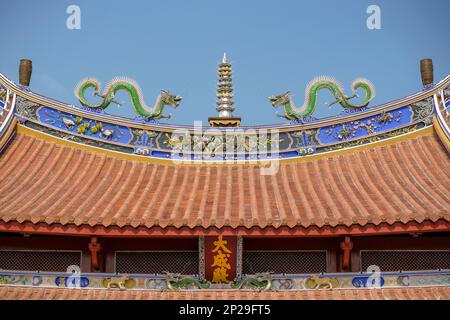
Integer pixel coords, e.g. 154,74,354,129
0,218,448,238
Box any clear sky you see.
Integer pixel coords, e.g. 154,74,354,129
1,0,449,125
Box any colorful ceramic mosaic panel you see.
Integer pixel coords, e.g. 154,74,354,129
0,85,6,109
37,107,133,144
0,271,448,291
12,90,436,161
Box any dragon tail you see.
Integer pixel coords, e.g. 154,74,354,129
352,77,376,99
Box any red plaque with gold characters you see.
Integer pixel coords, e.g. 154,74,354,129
204,235,237,283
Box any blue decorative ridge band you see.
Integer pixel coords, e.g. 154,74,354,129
37,106,133,145
13,91,435,161
318,107,410,144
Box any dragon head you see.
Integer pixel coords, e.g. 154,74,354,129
268,91,291,108
161,90,182,108
163,272,182,281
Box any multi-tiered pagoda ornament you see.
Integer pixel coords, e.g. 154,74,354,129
208,53,241,127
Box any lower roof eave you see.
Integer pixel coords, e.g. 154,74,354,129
0,219,448,238
0,284,449,300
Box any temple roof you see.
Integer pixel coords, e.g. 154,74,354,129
0,69,449,235
1,285,448,300
0,124,448,233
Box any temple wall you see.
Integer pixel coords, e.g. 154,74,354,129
1,233,448,275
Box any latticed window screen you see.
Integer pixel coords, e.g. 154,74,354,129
360,250,450,271
115,251,199,274
0,250,81,272
243,251,327,274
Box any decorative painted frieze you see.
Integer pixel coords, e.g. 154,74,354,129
12,90,435,161
1,270,448,291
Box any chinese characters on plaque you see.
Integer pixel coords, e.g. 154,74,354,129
205,235,237,283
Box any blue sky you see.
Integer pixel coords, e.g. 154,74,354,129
1,0,449,125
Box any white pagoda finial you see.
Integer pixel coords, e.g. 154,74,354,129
222,52,227,64
215,53,234,118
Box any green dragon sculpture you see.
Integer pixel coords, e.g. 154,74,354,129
268,76,375,120
230,273,272,291
75,77,182,119
164,273,211,291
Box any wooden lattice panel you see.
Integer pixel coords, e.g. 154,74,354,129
242,251,328,274
0,250,81,272
115,251,199,275
360,250,450,271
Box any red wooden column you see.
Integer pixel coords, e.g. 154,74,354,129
88,237,103,272
340,236,353,271
204,235,238,283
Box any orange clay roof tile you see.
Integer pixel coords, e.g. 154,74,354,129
0,131,449,230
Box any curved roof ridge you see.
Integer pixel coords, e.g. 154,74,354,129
1,71,449,130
